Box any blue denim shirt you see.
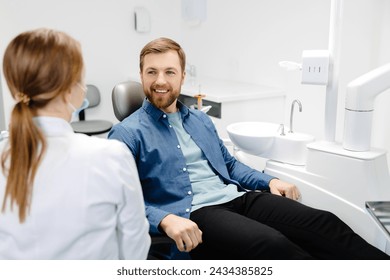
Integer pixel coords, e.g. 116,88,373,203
108,99,275,234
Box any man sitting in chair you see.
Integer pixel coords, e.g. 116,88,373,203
108,37,389,260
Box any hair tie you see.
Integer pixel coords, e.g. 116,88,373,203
17,92,31,106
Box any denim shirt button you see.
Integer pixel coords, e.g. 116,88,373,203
182,167,187,172
185,208,190,213
187,191,192,195
163,114,167,118
177,145,181,149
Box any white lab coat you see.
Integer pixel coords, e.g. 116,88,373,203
0,117,151,259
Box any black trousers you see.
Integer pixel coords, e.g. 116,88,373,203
189,191,390,260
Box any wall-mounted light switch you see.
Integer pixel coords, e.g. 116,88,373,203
134,7,150,33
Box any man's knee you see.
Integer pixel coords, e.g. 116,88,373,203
246,232,310,259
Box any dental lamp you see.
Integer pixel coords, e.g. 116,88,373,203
343,63,390,151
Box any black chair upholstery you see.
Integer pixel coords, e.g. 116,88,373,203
71,84,113,136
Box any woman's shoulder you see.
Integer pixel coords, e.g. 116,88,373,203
0,135,9,156
71,133,131,158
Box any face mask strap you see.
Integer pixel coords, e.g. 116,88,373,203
68,102,77,113
68,98,89,122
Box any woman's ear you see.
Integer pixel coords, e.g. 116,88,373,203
63,87,73,103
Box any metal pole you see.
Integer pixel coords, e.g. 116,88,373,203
324,0,344,142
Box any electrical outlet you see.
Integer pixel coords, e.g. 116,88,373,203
301,50,330,85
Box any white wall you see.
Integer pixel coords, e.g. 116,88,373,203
181,0,331,139
0,77,5,131
179,0,390,163
0,0,182,126
336,0,390,169
371,0,390,155
1,0,389,160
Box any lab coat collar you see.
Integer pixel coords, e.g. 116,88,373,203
33,116,74,137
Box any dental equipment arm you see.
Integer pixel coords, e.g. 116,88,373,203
343,63,390,151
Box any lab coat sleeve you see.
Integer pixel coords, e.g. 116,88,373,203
115,144,151,259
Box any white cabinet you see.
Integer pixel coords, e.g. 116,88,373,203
181,78,286,138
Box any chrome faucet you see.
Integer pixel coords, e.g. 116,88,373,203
289,99,302,133
278,124,286,136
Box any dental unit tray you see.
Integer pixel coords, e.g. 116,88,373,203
365,201,390,237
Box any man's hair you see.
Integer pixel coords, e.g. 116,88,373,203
139,37,186,72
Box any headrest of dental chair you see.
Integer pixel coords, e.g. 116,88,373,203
112,80,144,121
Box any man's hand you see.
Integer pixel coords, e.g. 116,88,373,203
159,214,203,252
269,178,301,201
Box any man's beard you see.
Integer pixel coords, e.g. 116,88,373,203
144,86,180,111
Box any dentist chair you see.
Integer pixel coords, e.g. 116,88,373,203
111,81,144,122
71,84,113,136
111,80,189,260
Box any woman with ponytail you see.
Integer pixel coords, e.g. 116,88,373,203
0,28,150,259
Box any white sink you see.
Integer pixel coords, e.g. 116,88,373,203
227,122,315,165
226,122,279,155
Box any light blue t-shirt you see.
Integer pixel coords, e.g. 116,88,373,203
167,112,244,212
